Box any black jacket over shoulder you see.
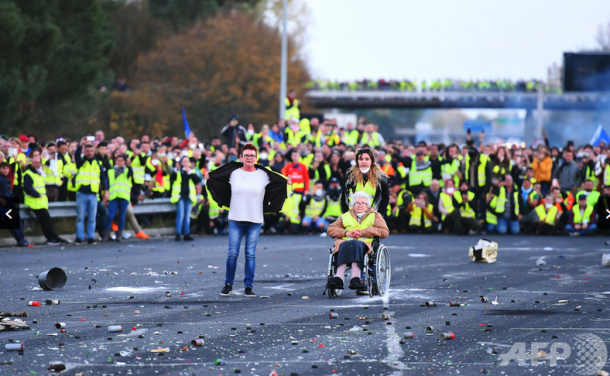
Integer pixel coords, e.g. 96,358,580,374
206,161,288,214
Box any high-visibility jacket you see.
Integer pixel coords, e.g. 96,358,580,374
311,164,331,186
543,205,559,225
304,197,326,218
487,188,519,225
131,153,153,185
585,165,598,188
206,185,222,219
533,205,548,222
453,191,475,218
170,172,196,205
350,181,377,207
572,204,594,225
465,154,489,187
380,164,395,177
151,162,171,193
63,161,77,192
9,155,25,188
439,192,454,220
341,212,375,243
604,165,610,186
285,98,300,121
23,170,48,210
310,132,323,148
345,130,359,146
409,203,434,228
283,193,303,224
575,190,600,207
361,132,381,148
42,157,63,187
323,197,342,219
108,167,132,201
409,160,432,187
75,159,101,193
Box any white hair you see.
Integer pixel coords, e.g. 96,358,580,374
349,191,373,209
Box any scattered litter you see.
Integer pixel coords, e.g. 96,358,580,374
0,318,28,331
425,301,436,307
27,301,40,307
381,314,390,320
403,332,414,339
54,322,66,329
302,296,309,299
45,300,60,305
108,325,123,332
440,333,455,340
558,300,571,303
602,254,610,267
329,313,338,319
480,297,488,303
151,348,169,353
491,297,499,305
536,257,547,266
5,343,23,351
536,350,547,359
408,253,431,258
191,339,204,346
47,363,66,372
38,267,67,290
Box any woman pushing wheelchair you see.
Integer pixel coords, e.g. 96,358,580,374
326,191,389,293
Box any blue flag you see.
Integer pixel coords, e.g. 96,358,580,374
590,125,610,146
182,107,191,138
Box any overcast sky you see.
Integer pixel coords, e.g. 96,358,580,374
304,0,610,81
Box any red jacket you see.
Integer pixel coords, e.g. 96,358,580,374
281,163,309,194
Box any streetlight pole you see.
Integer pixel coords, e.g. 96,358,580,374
279,0,288,120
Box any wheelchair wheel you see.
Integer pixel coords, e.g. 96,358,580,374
328,288,342,298
375,244,391,297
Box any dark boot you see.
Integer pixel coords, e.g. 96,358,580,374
115,231,122,243
101,230,110,242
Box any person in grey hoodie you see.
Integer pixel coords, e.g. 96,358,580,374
552,150,581,193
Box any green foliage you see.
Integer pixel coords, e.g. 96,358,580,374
149,0,262,30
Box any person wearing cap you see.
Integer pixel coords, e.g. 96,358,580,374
321,177,343,226
205,143,288,298
221,114,248,153
341,149,389,216
327,192,389,294
566,194,596,236
0,161,33,247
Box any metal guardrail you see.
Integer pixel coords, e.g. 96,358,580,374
18,198,176,220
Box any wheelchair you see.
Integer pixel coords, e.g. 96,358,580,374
324,238,391,298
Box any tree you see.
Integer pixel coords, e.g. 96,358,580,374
149,0,262,30
596,19,610,51
0,0,112,136
118,11,310,139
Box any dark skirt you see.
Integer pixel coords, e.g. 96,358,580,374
337,240,366,269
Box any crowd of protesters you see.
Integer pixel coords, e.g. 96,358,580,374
1,97,609,246
306,78,558,93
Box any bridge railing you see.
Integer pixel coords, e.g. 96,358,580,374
18,198,176,220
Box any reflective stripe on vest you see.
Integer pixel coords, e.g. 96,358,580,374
534,205,547,221
466,154,488,187
284,193,302,224
544,205,558,225
170,173,196,205
24,170,48,210
108,168,132,201
42,158,63,186
350,181,377,206
341,211,375,243
323,199,342,218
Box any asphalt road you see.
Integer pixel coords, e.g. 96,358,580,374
1,234,610,376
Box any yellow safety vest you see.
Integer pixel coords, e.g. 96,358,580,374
283,193,303,224
304,197,326,218
131,153,152,185
409,203,434,228
42,157,64,186
341,212,375,243
604,165,610,186
63,162,77,192
108,168,132,201
206,186,221,219
284,98,300,120
350,181,377,207
323,198,342,218
441,159,460,187
170,172,196,205
575,190,600,207
409,160,432,187
543,205,558,225
75,159,101,193
572,205,594,225
534,205,547,222
361,132,381,147
439,192,454,220
453,191,475,218
465,154,488,187
24,170,48,210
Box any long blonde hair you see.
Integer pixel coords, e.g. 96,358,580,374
347,149,386,190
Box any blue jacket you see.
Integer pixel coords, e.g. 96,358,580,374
0,174,13,198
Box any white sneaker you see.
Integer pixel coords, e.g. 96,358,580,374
319,232,327,237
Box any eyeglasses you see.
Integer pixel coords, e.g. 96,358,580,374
353,202,368,206
242,154,257,159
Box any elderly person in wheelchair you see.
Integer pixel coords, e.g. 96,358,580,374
326,191,389,295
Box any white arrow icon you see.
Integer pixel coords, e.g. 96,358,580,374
606,209,610,220
5,209,11,219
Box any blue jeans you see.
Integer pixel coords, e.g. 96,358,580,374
566,223,597,236
76,192,98,240
175,196,193,235
496,217,520,234
302,216,327,231
106,198,129,231
225,220,262,288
